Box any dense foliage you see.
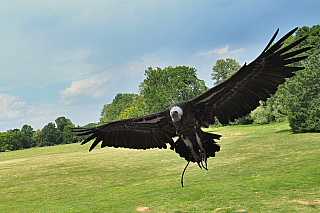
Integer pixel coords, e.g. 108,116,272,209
274,25,320,133
139,66,208,113
100,93,148,123
211,58,241,85
0,117,77,152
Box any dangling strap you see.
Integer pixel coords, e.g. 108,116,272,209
181,161,190,187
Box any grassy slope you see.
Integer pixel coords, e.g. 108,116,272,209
0,122,319,212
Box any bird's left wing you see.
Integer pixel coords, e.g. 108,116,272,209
190,27,312,125
73,110,176,151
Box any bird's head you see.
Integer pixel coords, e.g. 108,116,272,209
170,106,183,122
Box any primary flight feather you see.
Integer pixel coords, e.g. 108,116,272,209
73,27,311,186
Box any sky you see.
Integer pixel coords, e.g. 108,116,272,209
0,0,319,132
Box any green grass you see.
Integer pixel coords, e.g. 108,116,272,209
1,122,320,212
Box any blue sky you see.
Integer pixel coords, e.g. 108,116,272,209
0,0,319,132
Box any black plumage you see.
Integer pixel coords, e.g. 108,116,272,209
73,28,311,186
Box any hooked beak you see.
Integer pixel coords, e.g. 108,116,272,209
171,111,181,122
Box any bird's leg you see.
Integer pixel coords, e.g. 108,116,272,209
197,162,203,169
181,135,202,163
195,132,208,170
204,157,208,170
199,159,208,170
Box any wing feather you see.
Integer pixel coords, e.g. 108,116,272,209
73,110,176,151
191,27,311,124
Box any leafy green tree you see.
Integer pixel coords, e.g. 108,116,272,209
21,124,34,148
5,127,33,150
250,101,275,124
32,129,42,147
275,25,320,133
0,133,4,152
263,96,287,123
82,123,98,128
0,132,14,151
119,106,138,119
55,117,73,133
211,58,241,85
119,95,147,119
139,66,208,113
62,124,76,144
21,124,34,137
6,129,24,150
40,122,61,146
232,114,254,125
54,116,75,144
100,93,137,122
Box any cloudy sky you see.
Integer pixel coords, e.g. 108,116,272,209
0,0,319,132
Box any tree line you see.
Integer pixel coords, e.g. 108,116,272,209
1,25,319,152
0,117,83,152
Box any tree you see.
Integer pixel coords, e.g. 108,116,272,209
139,66,208,113
249,101,277,124
211,58,241,85
62,124,76,144
119,95,147,119
54,116,76,144
5,126,34,150
0,132,14,151
100,93,137,123
82,123,98,129
275,25,320,133
40,122,61,146
55,117,73,133
32,129,42,147
21,124,34,148
6,129,24,150
21,124,34,137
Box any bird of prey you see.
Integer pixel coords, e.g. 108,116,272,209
73,27,311,186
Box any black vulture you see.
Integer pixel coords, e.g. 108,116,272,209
73,28,311,186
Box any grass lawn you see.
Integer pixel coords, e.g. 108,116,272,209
1,122,319,212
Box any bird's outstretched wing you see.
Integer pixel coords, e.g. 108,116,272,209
73,110,176,151
191,27,312,125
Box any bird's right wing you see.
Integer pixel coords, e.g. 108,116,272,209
73,110,176,151
190,27,311,125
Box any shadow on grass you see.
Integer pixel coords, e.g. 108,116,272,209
275,129,292,134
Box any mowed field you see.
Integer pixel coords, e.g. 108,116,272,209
1,122,319,213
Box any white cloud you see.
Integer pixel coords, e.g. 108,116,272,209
59,71,115,105
197,45,245,57
201,45,230,55
0,94,25,119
